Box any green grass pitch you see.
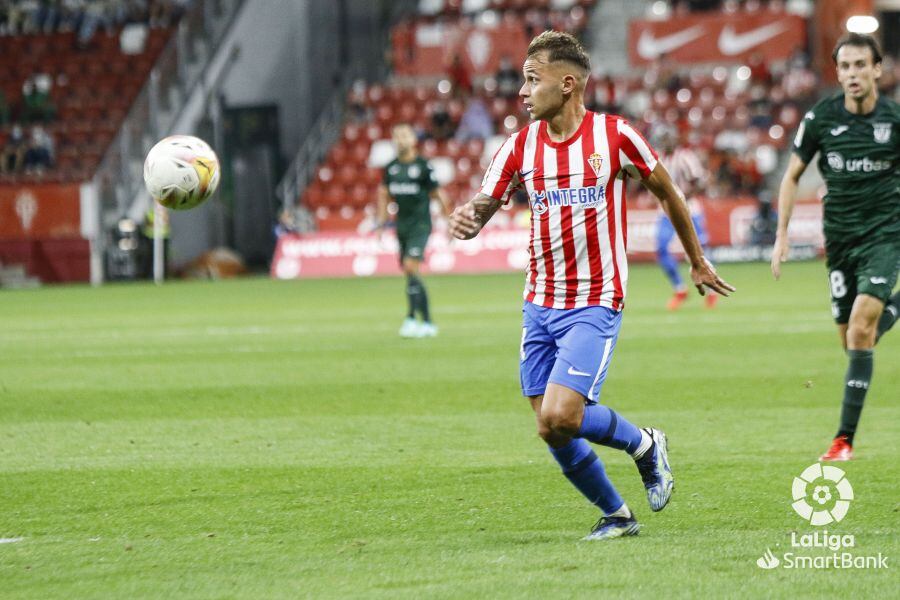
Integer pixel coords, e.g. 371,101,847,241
0,261,897,598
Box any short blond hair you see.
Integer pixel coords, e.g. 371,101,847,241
526,30,590,74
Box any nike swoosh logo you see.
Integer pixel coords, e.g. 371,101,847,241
718,22,790,56
567,366,592,377
870,277,887,284
637,25,705,60
830,126,848,136
519,169,536,180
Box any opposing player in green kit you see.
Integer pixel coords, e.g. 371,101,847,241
377,123,452,338
772,33,899,461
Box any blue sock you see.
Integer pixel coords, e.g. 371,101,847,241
578,404,643,454
549,439,624,515
657,248,683,289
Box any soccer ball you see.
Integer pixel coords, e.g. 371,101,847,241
143,135,220,210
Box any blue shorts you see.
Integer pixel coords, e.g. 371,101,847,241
656,213,708,251
520,302,622,402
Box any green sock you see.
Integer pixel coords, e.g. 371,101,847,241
836,349,873,446
875,291,900,344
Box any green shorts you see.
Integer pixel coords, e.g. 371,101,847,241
825,237,900,324
397,228,430,262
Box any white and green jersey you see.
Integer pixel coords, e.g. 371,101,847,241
793,93,899,243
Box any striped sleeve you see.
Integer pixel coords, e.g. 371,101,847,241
478,133,520,201
616,119,658,179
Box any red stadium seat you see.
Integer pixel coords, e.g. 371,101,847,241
421,138,438,158
364,167,383,187
349,184,371,208
365,124,383,142
349,143,371,165
328,144,350,165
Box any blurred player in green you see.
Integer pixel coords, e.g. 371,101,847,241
772,33,899,461
377,123,452,338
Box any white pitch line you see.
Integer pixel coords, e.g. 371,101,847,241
0,537,23,544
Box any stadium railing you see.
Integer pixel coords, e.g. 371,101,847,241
87,0,246,283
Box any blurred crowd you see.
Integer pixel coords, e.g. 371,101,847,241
0,0,190,42
0,71,57,175
358,42,899,202
0,123,54,175
0,0,191,179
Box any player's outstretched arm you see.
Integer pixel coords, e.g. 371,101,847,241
448,193,503,240
643,162,735,297
771,154,808,280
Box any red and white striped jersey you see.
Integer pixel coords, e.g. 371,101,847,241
658,147,705,192
479,111,658,310
657,146,706,216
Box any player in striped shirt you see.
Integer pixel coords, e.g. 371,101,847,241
449,31,734,540
653,126,716,310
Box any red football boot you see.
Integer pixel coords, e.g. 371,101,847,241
819,435,853,462
667,289,689,311
705,293,718,309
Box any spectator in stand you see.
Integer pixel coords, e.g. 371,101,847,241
454,97,493,142
447,53,472,98
749,195,777,246
274,207,299,239
58,0,88,33
76,0,115,47
346,81,371,124
495,55,520,99
391,16,415,71
732,149,763,196
0,89,10,126
22,73,56,122
0,0,26,34
429,100,455,141
748,53,772,86
0,124,28,174
747,84,773,129
24,124,55,173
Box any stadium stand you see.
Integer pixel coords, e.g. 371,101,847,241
0,2,180,184
295,0,824,231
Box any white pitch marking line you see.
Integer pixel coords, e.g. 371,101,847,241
0,537,23,544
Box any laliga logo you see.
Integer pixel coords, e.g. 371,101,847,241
791,463,853,526
530,191,548,215
756,548,780,570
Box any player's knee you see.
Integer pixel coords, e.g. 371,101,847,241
540,404,580,436
402,260,419,276
535,418,555,443
846,323,876,349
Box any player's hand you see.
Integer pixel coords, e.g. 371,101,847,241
690,256,735,297
448,203,482,240
770,235,789,280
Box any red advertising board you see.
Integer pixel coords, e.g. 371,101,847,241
629,13,806,66
0,184,81,240
271,199,824,279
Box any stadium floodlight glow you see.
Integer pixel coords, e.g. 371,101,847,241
846,15,878,34
650,1,669,18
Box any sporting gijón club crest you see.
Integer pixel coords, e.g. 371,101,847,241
588,152,603,177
